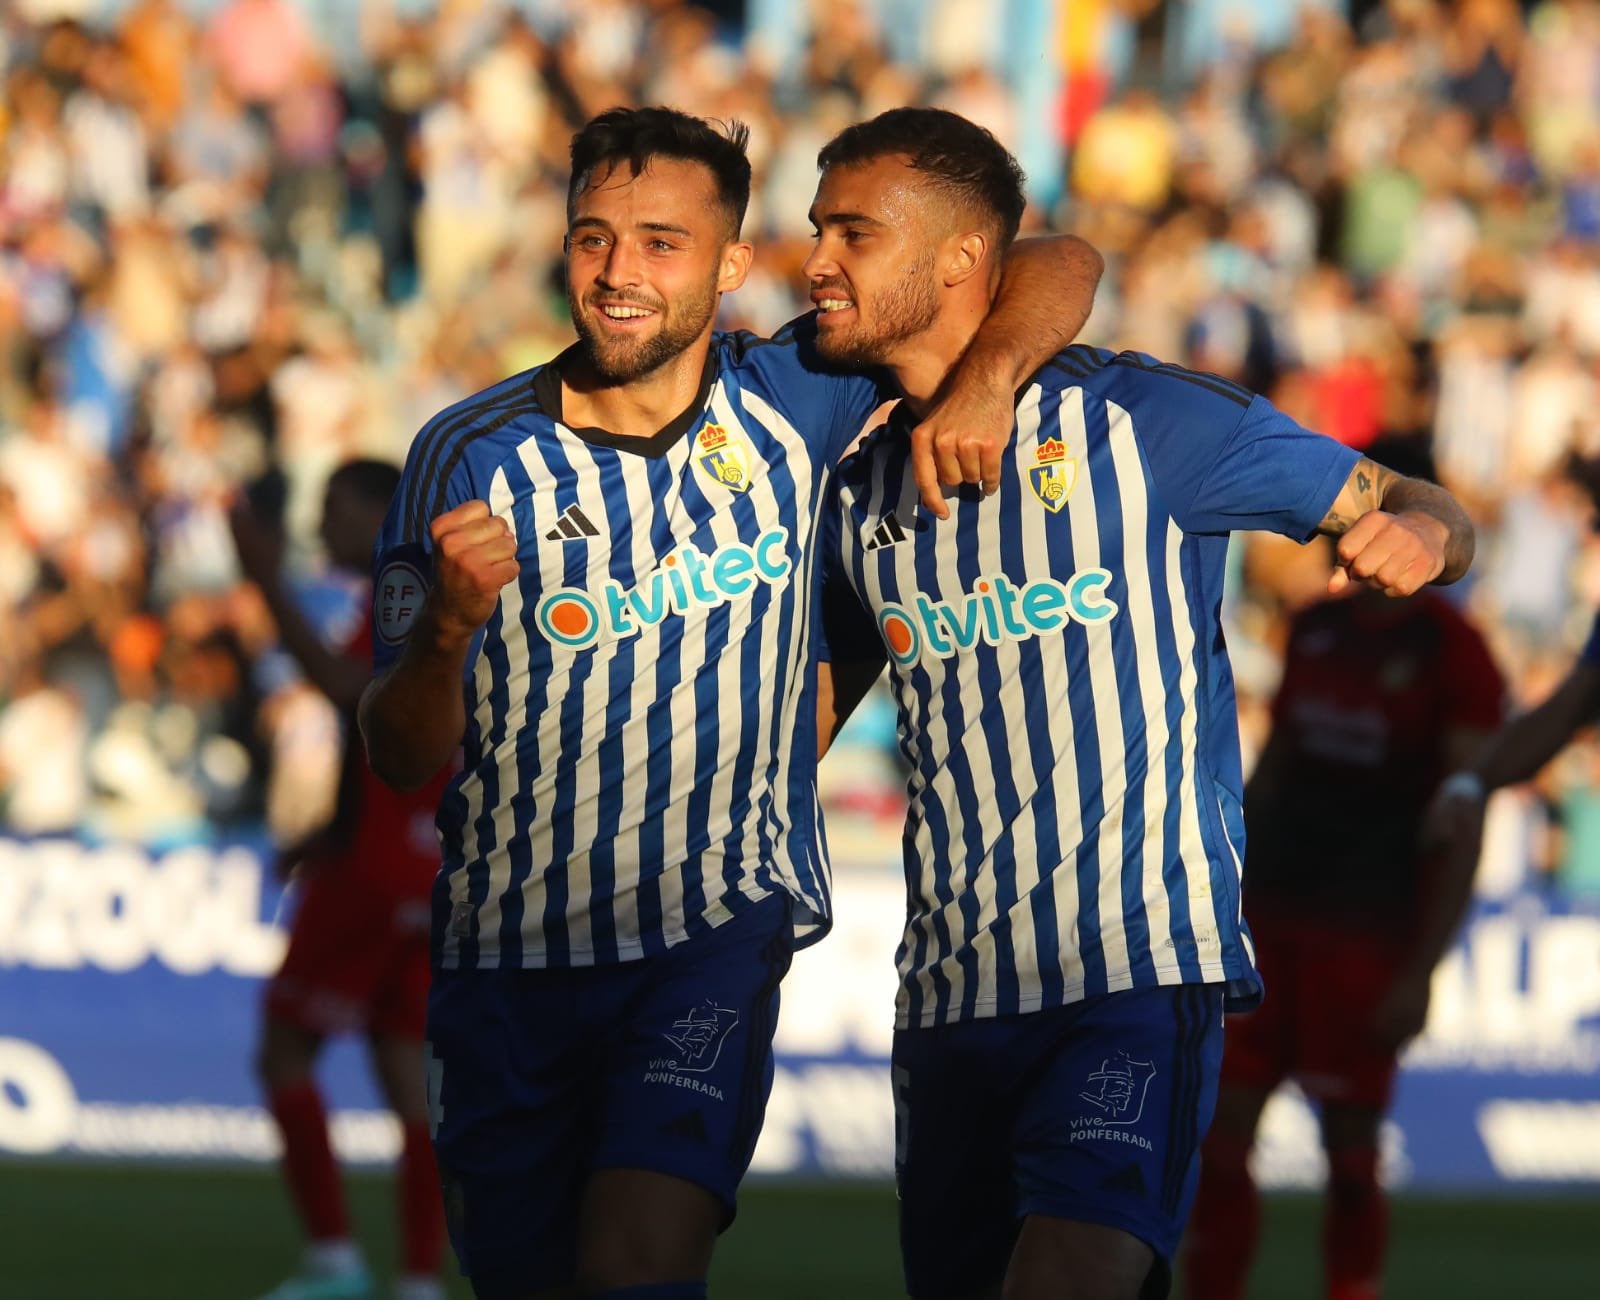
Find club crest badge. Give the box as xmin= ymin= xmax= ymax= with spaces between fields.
xmin=1029 ymin=436 xmax=1077 ymax=512
xmin=696 ymin=422 xmax=750 ymax=493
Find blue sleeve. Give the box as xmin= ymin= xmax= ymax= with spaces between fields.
xmin=1581 ymin=610 xmax=1600 ymax=667
xmin=1133 ymin=385 xmax=1358 ymax=540
xmin=368 ymin=411 xmax=480 ymax=674
xmin=812 ymin=482 xmax=881 ymax=665
xmin=728 ymin=317 xmax=887 ymax=464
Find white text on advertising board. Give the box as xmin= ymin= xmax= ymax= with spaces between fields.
xmin=0 ymin=839 xmax=284 ymax=976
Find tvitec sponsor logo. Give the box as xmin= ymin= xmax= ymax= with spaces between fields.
xmin=535 ymin=526 xmax=791 ymax=651
xmin=877 ymin=568 xmax=1118 ymax=666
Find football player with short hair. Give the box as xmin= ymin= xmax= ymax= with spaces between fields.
xmin=809 ymin=108 xmax=1476 ymax=1300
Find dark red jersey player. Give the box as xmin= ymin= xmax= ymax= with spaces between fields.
xmin=233 ymin=461 xmax=451 ymax=1300
xmin=264 ymin=614 xmax=451 ymax=1045
xmin=1185 ymin=567 xmax=1502 ymax=1300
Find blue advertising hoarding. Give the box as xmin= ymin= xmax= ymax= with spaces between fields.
xmin=2 ymin=834 xmax=1598 ymax=1187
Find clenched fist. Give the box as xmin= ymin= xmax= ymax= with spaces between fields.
xmin=428 ymin=500 xmax=520 ymax=642
xmin=1328 ymin=510 xmax=1449 ymax=598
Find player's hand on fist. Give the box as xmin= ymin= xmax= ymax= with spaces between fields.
xmin=910 ymin=376 xmax=1014 ymax=519
xmin=428 ymin=500 xmax=519 ymax=642
xmin=1327 ymin=510 xmax=1449 ymax=598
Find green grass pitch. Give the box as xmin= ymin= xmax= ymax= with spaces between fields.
xmin=2 ymin=1162 xmax=1595 ymax=1298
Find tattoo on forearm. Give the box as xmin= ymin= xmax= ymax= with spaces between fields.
xmin=1319 ymin=457 xmax=1389 ymax=535
xmin=1354 ymin=458 xmax=1389 ymax=510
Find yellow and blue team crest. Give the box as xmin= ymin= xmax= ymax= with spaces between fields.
xmin=696 ymin=422 xmax=751 ymax=493
xmin=1029 ymin=436 xmax=1077 ymax=512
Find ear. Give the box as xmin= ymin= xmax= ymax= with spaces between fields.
xmin=717 ymin=240 xmax=755 ymax=294
xmin=943 ymin=231 xmax=990 ymax=288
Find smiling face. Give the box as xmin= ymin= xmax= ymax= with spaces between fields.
xmin=802 ymin=154 xmax=943 ymax=368
xmin=565 ymin=156 xmax=751 ymax=384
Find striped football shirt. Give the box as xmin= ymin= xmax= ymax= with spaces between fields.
xmin=820 ymin=347 xmax=1360 ymax=1029
xmin=371 ymin=320 xmax=884 ymax=970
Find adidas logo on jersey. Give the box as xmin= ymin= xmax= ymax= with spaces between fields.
xmin=535 ymin=526 xmax=792 ymax=651
xmin=863 ymin=513 xmax=919 ymax=550
xmin=544 ymin=503 xmax=599 ymax=541
xmin=876 ymin=569 xmax=1119 ymax=665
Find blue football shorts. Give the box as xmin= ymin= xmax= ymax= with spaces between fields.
xmin=425 ymin=892 xmax=794 ymax=1299
xmin=893 ymin=984 xmax=1225 ymax=1300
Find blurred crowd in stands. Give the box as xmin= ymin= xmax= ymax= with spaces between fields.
xmin=3 ymin=0 xmax=1600 ymax=897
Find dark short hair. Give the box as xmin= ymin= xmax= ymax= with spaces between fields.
xmin=817 ymin=108 xmax=1026 ymax=248
xmin=568 ymin=106 xmax=752 ymax=237
xmin=328 ymin=458 xmax=402 ymax=508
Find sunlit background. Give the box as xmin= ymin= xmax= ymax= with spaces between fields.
xmin=2 ymin=1 xmax=1597 ymax=1297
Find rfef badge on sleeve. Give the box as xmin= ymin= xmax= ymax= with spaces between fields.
xmin=374 ymin=544 xmax=430 ymax=645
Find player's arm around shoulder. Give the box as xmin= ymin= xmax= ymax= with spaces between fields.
xmin=360 ymin=500 xmax=519 ymax=791
xmin=813 ymin=499 xmax=888 ymax=762
xmin=1316 ymin=456 xmax=1475 ymax=597
xmin=909 ymin=234 xmax=1104 ymax=517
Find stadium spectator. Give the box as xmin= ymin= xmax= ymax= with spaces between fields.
xmin=204 ymin=0 xmax=314 ymax=111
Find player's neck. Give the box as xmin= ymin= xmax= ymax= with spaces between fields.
xmin=885 ymin=291 xmax=992 ymax=417
xmin=560 ymin=337 xmax=714 ymax=440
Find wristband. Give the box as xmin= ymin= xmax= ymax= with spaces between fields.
xmin=1439 ymin=771 xmax=1486 ymax=802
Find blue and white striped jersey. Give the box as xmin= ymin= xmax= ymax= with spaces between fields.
xmin=371 ymin=320 xmax=884 ymax=971
xmin=820 ymin=348 xmax=1360 ymax=1030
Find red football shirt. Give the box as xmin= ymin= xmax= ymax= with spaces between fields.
xmin=1243 ymin=591 xmax=1504 ymax=928
xmin=306 ymin=615 xmax=453 ymax=900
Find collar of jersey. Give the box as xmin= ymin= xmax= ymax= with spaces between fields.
xmin=535 ymin=343 xmax=718 ymax=459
